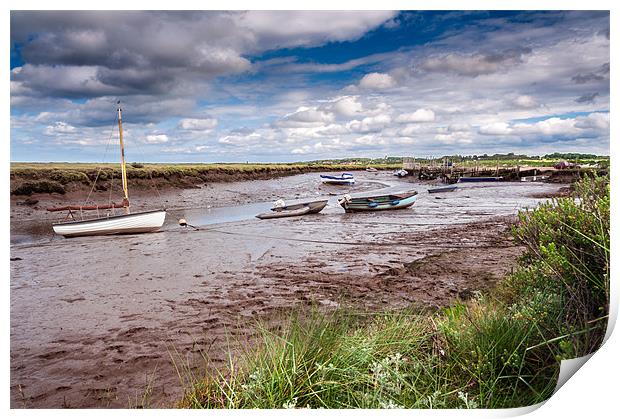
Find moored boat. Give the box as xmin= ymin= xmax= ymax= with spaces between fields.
xmin=457 ymin=176 xmax=503 ymax=183
xmin=320 ymin=173 xmax=355 ymax=185
xmin=393 ymin=169 xmax=408 ymax=177
xmin=52 ymin=209 xmax=166 ymax=237
xmin=47 ymin=102 xmax=166 ymax=237
xmin=520 ymin=175 xmax=549 ymax=182
xmin=256 ymin=199 xmax=328 ymax=219
xmin=338 ymin=190 xmax=418 ymax=213
xmin=428 ymin=185 xmax=458 ymax=193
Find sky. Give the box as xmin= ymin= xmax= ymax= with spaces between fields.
xmin=9 ymin=10 xmax=610 ymax=163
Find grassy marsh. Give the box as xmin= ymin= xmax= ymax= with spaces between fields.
xmin=177 ymin=176 xmax=609 ymax=409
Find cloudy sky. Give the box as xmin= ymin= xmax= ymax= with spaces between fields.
xmin=10 ymin=10 xmax=610 ymax=162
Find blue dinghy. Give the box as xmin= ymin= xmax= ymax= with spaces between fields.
xmin=338 ymin=190 xmax=418 ymax=213
xmin=320 ymin=173 xmax=355 ymax=185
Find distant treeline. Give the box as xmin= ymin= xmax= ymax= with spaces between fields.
xmin=305 ymin=153 xmax=608 ymax=165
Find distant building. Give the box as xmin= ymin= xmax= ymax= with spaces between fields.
xmin=554 ymin=161 xmax=578 ymax=169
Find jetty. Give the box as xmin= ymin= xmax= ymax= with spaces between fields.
xmin=401 ymin=157 xmax=606 ymax=183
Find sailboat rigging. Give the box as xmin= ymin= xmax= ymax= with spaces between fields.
xmin=47 ymin=102 xmax=166 ymax=237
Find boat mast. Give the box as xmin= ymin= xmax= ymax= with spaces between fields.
xmin=117 ymin=101 xmax=130 ymax=213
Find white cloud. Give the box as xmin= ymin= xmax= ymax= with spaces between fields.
xmin=354 ymin=134 xmax=385 ymax=146
xmin=479 ymin=122 xmax=513 ymax=136
xmin=178 ymin=118 xmax=218 ymax=131
xmin=574 ymin=112 xmax=609 ymax=130
xmin=239 ymin=11 xmax=395 ymax=49
xmin=347 ymin=114 xmax=392 ymax=133
xmin=291 ymin=139 xmax=344 ymax=155
xmin=418 ymin=48 xmax=531 ymax=77
xmin=316 ymin=124 xmax=350 ymax=136
xmin=434 ymin=132 xmax=473 ymax=144
xmin=513 ymin=118 xmax=580 ymax=136
xmin=512 ymin=95 xmax=539 ymax=109
xmin=395 ymin=109 xmax=435 ymax=123
xmin=329 ymin=96 xmax=363 ymax=117
xmin=276 ymin=107 xmax=335 ymax=128
xmin=448 ymin=124 xmax=471 ymax=132
xmin=479 ymin=113 xmax=609 ymax=139
xmin=44 ymin=121 xmax=76 ymax=135
xmin=397 ymin=124 xmax=424 ymax=137
xmin=144 ymin=134 xmax=169 ymax=143
xmin=358 ymin=72 xmax=396 ymax=90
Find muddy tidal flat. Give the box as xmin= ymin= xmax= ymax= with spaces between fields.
xmin=10 ymin=171 xmax=566 ymax=408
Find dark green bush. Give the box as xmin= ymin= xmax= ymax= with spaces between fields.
xmin=11 ymin=180 xmax=66 ymax=195
xmin=48 ymin=170 xmax=90 ymax=184
xmin=506 ymin=175 xmax=609 ymax=354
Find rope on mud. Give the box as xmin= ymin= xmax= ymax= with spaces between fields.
xmin=203 ymin=227 xmax=516 ymax=249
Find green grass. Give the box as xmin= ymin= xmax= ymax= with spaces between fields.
xmin=177 ymin=303 xmax=560 ymax=409
xmin=177 ymin=175 xmax=609 ymax=409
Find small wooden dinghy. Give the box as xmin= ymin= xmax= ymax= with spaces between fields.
xmin=338 ymin=190 xmax=418 ymax=213
xmin=320 ymin=173 xmax=355 ymax=185
xmin=428 ymin=185 xmax=458 ymax=193
xmin=256 ymin=199 xmax=328 ymax=219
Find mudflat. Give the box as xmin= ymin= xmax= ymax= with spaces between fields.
xmin=10 ymin=171 xmax=565 ymax=407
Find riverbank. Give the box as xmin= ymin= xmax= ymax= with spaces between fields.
xmin=10 ymin=162 xmax=402 ymax=197
xmin=10 ymin=172 xmax=567 ymax=407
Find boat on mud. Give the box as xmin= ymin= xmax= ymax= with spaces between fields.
xmin=320 ymin=173 xmax=355 ymax=185
xmin=428 ymin=185 xmax=458 ymax=193
xmin=338 ymin=190 xmax=418 ymax=213
xmin=47 ymin=103 xmax=166 ymax=237
xmin=457 ymin=176 xmax=503 ymax=183
xmin=256 ymin=199 xmax=328 ymax=220
xmin=521 ymin=175 xmax=549 ymax=182
xmin=393 ymin=169 xmax=408 ymax=177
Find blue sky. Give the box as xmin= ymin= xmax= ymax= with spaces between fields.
xmin=10 ymin=10 xmax=610 ymax=162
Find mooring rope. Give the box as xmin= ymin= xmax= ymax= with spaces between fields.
xmin=82 ymin=114 xmax=118 ymax=207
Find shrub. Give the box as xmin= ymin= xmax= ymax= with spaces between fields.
xmin=506 ymin=175 xmax=609 ymax=354
xmin=11 ymin=180 xmax=66 ymax=195
xmin=49 ymin=170 xmax=90 ymax=184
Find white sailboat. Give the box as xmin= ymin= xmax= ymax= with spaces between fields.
xmin=47 ymin=103 xmax=166 ymax=237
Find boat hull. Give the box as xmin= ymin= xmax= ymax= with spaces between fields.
xmin=428 ymin=185 xmax=458 ymax=193
xmin=52 ymin=210 xmax=166 ymax=237
xmin=321 ymin=179 xmax=355 ymax=185
xmin=320 ymin=173 xmax=355 ymax=185
xmin=339 ymin=192 xmax=418 ymax=213
xmin=256 ymin=200 xmax=328 ymax=219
